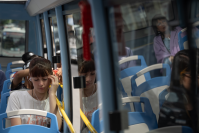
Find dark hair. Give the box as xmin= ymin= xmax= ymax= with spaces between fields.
xmin=22 ymin=52 xmax=37 ymax=62
xmin=29 ymin=58 xmax=52 ymax=77
xmin=169 ymin=49 xmax=199 ymax=92
xmin=152 ymin=14 xmax=171 ymax=39
xmin=78 ymin=60 xmax=95 ymax=74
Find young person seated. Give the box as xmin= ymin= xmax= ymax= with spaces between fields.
xmin=6 ymin=57 xmax=62 ymax=130
xmin=158 ymin=49 xmax=199 ymax=131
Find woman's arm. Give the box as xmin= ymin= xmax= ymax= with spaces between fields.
xmin=12 ymin=69 xmax=29 ymax=89
xmin=11 ymin=118 xmax=21 ymax=126
xmin=48 ymin=75 xmax=62 ymax=131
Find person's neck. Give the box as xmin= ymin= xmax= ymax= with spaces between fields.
xmin=33 ymin=89 xmax=47 ymax=101
xmin=84 ymin=84 xmax=96 ymax=97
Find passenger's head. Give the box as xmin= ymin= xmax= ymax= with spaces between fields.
xmin=22 ymin=52 xmax=39 ymax=69
xmin=152 ymin=14 xmax=169 ymax=36
xmin=170 ymin=49 xmax=199 ymax=92
xmin=28 ymin=58 xmax=52 ymax=91
xmin=78 ymin=59 xmax=96 ymax=89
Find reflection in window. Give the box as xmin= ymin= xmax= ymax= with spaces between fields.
xmin=65 ymin=13 xmax=82 ymax=64
xmin=0 ymin=19 xmax=26 ymax=57
xmin=118 ymin=0 xmax=174 ymax=32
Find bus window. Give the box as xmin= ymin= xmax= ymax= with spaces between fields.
xmin=50 ymin=16 xmax=60 ymax=57
xmin=65 ymin=11 xmax=99 ymax=132
xmin=65 ymin=13 xmax=82 ymax=64
xmin=40 ymin=19 xmax=47 ymax=59
xmin=105 ymin=0 xmax=198 ymax=132
xmin=0 ymin=19 xmax=26 ymax=57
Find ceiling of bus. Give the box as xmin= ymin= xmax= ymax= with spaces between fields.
xmin=26 ymin=0 xmax=74 ymax=16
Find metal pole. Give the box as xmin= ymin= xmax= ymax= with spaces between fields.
xmin=36 ymin=15 xmax=43 ymax=56
xmin=43 ymin=11 xmax=52 ymax=62
xmin=55 ymin=6 xmax=72 ymax=133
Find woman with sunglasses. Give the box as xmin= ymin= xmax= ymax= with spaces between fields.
xmin=158 ymin=49 xmax=199 ymax=130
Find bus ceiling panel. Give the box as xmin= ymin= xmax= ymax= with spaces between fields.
xmin=0 ymin=3 xmax=35 ymax=20
xmin=25 ymin=0 xmax=74 ymax=16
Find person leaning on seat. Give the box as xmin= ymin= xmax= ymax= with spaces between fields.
xmin=11 ymin=52 xmax=39 ymax=91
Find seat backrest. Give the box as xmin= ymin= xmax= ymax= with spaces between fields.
xmin=90 ymin=109 xmax=100 ymax=133
xmin=131 ymin=64 xmax=171 ymax=121
xmin=5 ymin=68 xmax=23 ymax=79
xmin=1 ymin=79 xmax=13 ymax=96
xmin=119 ymin=55 xmax=150 ymax=111
xmin=178 ymin=21 xmax=199 ymax=50
xmin=91 ymin=97 xmax=158 ymax=133
xmin=6 ymin=60 xmax=24 ymax=72
xmin=146 ymin=126 xmax=193 ymax=133
xmin=0 ymin=92 xmax=11 ymax=114
xmin=0 ymin=109 xmax=60 ymax=133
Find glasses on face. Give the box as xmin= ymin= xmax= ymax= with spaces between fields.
xmin=182 ymin=73 xmax=199 ymax=79
xmin=156 ymin=20 xmax=167 ymax=26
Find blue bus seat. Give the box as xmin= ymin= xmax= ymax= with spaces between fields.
xmin=178 ymin=22 xmax=199 ymax=50
xmin=0 ymin=92 xmax=11 ymax=114
xmin=91 ymin=97 xmax=158 ymax=133
xmin=1 ymin=79 xmax=13 ymax=96
xmin=6 ymin=60 xmax=24 ymax=72
xmin=90 ymin=109 xmax=100 ymax=133
xmin=119 ymin=55 xmax=151 ymax=111
xmin=0 ymin=64 xmax=1 ymax=70
xmin=0 ymin=109 xmax=60 ymax=133
xmin=146 ymin=126 xmax=193 ymax=133
xmin=5 ymin=68 xmax=23 ymax=79
xmin=131 ymin=64 xmax=171 ymax=121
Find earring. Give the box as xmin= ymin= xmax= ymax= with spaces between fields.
xmin=29 ymin=77 xmax=32 ymax=82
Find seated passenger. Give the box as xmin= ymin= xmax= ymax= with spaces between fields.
xmin=79 ymin=59 xmax=98 ymax=133
xmin=152 ymin=14 xmax=183 ymax=66
xmin=11 ymin=52 xmax=38 ymax=91
xmin=0 ymin=70 xmax=7 ymax=99
xmin=6 ymin=58 xmax=62 ymax=130
xmin=158 ymin=49 xmax=199 ymax=130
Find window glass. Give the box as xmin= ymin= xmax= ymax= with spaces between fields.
xmin=0 ymin=19 xmax=26 ymax=57
xmin=50 ymin=16 xmax=60 ymax=57
xmin=65 ymin=12 xmax=98 ymax=132
xmin=40 ymin=19 xmax=47 ymax=59
xmin=119 ymin=0 xmax=174 ymax=32
xmin=107 ymin=0 xmax=198 ymax=132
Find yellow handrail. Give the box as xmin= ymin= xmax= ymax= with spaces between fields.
xmin=80 ymin=109 xmax=97 ymax=133
xmin=56 ymin=97 xmax=76 ymax=133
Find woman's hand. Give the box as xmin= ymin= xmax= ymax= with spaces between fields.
xmin=56 ymin=67 xmax=62 ymax=83
xmin=48 ymin=75 xmax=59 ymax=94
xmin=169 ymin=56 xmax=174 ymax=63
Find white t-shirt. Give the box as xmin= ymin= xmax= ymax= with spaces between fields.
xmin=6 ymin=90 xmax=50 ymax=127
xmin=82 ymin=88 xmax=99 ymax=122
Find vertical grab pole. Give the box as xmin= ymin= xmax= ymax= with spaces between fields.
xmin=43 ymin=11 xmax=53 ymax=62
xmin=55 ymin=6 xmax=71 ymax=133
xmin=36 ymin=15 xmax=43 ymax=56
xmin=88 ymin=0 xmax=122 ymax=133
